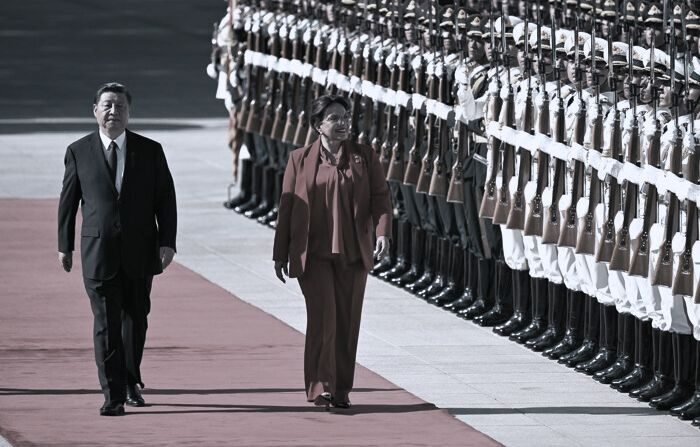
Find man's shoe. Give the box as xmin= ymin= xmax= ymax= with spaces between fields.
xmin=126 ymin=385 xmax=146 ymax=407
xmin=100 ymin=402 xmax=125 ymax=416
xmin=331 ymin=399 xmax=351 ymax=409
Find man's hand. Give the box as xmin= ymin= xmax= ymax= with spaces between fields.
xmin=160 ymin=247 xmax=175 ymax=270
xmin=59 ymin=251 xmax=73 ymax=272
xmin=374 ymin=236 xmax=390 ymax=260
xmin=274 ymin=260 xmax=288 ymax=283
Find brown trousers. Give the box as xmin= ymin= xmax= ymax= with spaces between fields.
xmin=298 ymin=256 xmax=369 ymax=403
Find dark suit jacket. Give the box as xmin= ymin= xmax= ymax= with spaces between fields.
xmin=58 ymin=129 xmax=177 ymax=280
xmin=273 ymin=138 xmax=392 ymax=278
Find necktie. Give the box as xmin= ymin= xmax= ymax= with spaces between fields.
xmin=107 ymin=141 xmax=117 ymax=183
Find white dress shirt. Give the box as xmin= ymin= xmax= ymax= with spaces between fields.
xmin=99 ymin=130 xmax=127 ymax=194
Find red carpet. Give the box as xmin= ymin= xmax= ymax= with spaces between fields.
xmin=0 ymin=198 xmax=501 ymax=446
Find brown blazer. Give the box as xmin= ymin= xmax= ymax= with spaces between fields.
xmin=273 ymin=138 xmax=393 ymax=277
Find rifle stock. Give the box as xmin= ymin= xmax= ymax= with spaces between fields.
xmin=387 ymin=54 xmax=409 ymax=182
xmin=446 ymin=121 xmax=466 ymax=203
xmin=575 ymin=103 xmax=603 ymax=254
xmin=506 ymin=87 xmax=533 ymax=230
xmin=672 ymin=132 xmax=695 ymax=294
xmin=478 ymin=89 xmax=504 ymax=218
xmin=541 ymin=96 xmax=566 ymax=244
xmin=595 ymin=105 xmax=623 ymax=262
xmin=609 ymin=118 xmax=640 ymax=272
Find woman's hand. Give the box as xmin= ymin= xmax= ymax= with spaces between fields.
xmin=374 ymin=236 xmax=390 ymax=260
xmin=274 ymin=260 xmax=289 ymax=283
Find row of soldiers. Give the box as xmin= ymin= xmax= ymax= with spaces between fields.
xmin=208 ymin=0 xmax=700 ymax=425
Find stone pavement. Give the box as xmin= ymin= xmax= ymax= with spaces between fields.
xmin=1 ymin=120 xmax=699 ymax=446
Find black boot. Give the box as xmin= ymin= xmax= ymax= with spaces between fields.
xmin=430 ymin=243 xmax=462 ymax=307
xmin=611 ymin=319 xmax=654 ymax=393
xmin=594 ymin=313 xmax=636 ymax=384
xmin=509 ymin=278 xmax=548 ymax=343
xmin=224 ymin=158 xmax=253 ymax=209
xmin=575 ymin=304 xmax=618 ymax=375
xmin=671 ymin=340 xmax=700 ymax=420
xmin=459 ymin=258 xmax=495 ymax=320
xmin=494 ymin=269 xmax=532 ymax=336
xmin=631 ymin=330 xmax=674 ymax=402
xmin=380 ymin=220 xmax=412 ymax=281
xmin=526 ymin=282 xmax=567 ymax=352
xmin=544 ymin=291 xmax=585 ymax=360
xmin=419 ymin=238 xmax=448 ymax=299
xmin=650 ymin=333 xmax=695 ymax=410
xmin=560 ymin=297 xmax=601 ymax=366
xmin=474 ymin=262 xmax=513 ymax=326
xmin=259 ymin=170 xmax=282 ymax=226
xmin=392 ymin=226 xmax=424 ymax=286
xmin=246 ymin=165 xmax=275 ymax=219
xmin=235 ymin=163 xmax=263 ymax=213
xmin=405 ymin=232 xmax=436 ymax=292
xmin=444 ymin=251 xmax=476 ymax=313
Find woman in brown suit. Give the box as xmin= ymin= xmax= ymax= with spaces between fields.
xmin=273 ymin=95 xmax=392 ymax=408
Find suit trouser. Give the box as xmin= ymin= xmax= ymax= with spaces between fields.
xmin=83 ymin=268 xmax=152 ymax=404
xmin=298 ymin=256 xmax=369 ymax=403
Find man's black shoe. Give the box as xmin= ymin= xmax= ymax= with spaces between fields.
xmin=126 ymin=385 xmax=146 ymax=407
xmin=100 ymin=402 xmax=125 ymax=416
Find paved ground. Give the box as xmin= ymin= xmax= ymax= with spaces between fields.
xmin=2 ymin=0 xmax=700 ymax=445
xmin=2 ymin=127 xmax=700 ymax=446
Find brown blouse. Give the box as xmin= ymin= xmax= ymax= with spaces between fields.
xmin=307 ymin=142 xmax=361 ymax=264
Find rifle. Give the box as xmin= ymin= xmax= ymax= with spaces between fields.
xmin=244 ymin=12 xmax=268 ymax=134
xmin=630 ymin=28 xmax=661 ymax=278
xmin=415 ymin=1 xmax=440 ymax=194
xmin=492 ymin=5 xmax=516 ymax=225
xmin=293 ymin=20 xmax=316 ymax=145
xmin=371 ymin=4 xmax=391 ymax=158
xmin=346 ymin=10 xmax=366 ymax=144
xmin=260 ymin=13 xmax=282 ymax=139
xmin=403 ymin=0 xmax=428 ymax=186
xmin=506 ymin=0 xmax=534 ymax=230
xmin=524 ymin=9 xmax=552 ymax=236
xmin=387 ymin=0 xmax=409 ymax=183
xmin=380 ymin=3 xmax=402 ymax=176
xmin=478 ymin=2 xmax=504 ymax=218
xmin=311 ymin=16 xmax=328 ymax=100
xmin=428 ymin=21 xmax=453 ymax=197
xmin=673 ymin=6 xmax=697 ymax=293
xmin=237 ymin=11 xmax=258 ymax=130
xmin=595 ymin=48 xmax=623 ymax=262
xmin=281 ymin=22 xmax=304 ymax=143
xmin=577 ymin=30 xmax=606 ymax=255
xmin=541 ymin=18 xmax=568 ymax=244
xmin=609 ymin=17 xmax=641 ymax=272
xmin=357 ymin=2 xmax=375 ymax=146
xmin=559 ymin=0 xmax=587 ymax=248
xmin=446 ymin=5 xmax=467 ymax=204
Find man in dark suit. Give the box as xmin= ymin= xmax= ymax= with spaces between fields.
xmin=57 ymin=82 xmax=177 ymax=416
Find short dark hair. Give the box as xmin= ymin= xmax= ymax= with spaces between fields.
xmin=309 ymin=94 xmax=351 ymax=130
xmin=93 ymin=82 xmax=132 ymax=106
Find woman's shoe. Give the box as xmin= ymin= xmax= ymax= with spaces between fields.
xmin=313 ymin=392 xmax=332 ymax=408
